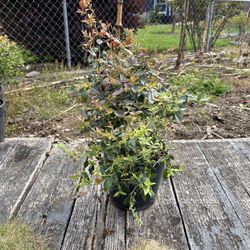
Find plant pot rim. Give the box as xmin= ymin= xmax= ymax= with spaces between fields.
xmin=110 ymin=162 xmax=165 ymax=211
xmin=0 ymin=98 xmax=5 ymax=108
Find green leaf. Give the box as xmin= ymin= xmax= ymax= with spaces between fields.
xmin=81 ymin=91 xmax=88 ymax=103
xmin=103 ymin=174 xmax=118 ymax=191
xmin=112 ymin=88 xmax=124 ymax=97
xmin=147 ymin=91 xmax=154 ymax=104
xmin=163 ymin=165 xmax=183 ymax=180
xmin=175 ymin=112 xmax=182 ymax=123
xmin=114 ymin=110 xmax=124 ymax=117
xmin=113 ymin=190 xmax=127 ymax=197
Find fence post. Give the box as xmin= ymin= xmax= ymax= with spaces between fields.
xmin=116 ymin=0 xmax=124 ymax=38
xmin=205 ymin=0 xmax=215 ymax=52
xmin=63 ymin=0 xmax=72 ymax=70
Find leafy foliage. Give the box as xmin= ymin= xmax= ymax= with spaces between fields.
xmin=210 ymin=1 xmax=243 ymax=48
xmin=170 ymin=72 xmax=231 ymax=102
xmin=229 ymin=11 xmax=249 ymax=36
xmin=80 ymin=51 xmax=186 ymax=132
xmin=72 ymin=1 xmax=183 ymax=223
xmin=0 ymin=36 xmax=24 ymax=80
xmin=148 ymin=6 xmax=163 ymax=24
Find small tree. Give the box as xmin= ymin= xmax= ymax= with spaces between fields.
xmin=172 ymin=0 xmax=243 ymax=52
xmin=175 ymin=0 xmax=189 ymax=69
xmin=209 ymin=1 xmax=243 ymax=49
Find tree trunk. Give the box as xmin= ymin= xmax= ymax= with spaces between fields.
xmin=210 ymin=18 xmax=228 ymax=49
xmin=186 ymin=23 xmax=196 ymax=52
xmin=175 ymin=0 xmax=189 ymax=70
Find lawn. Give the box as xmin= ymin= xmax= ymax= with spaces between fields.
xmin=135 ymin=24 xmax=233 ymax=52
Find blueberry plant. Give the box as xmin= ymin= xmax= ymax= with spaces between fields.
xmin=73 ymin=0 xmax=184 ymax=223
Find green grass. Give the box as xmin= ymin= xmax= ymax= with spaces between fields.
xmin=170 ymin=71 xmax=231 ymax=103
xmin=0 ymin=220 xmax=48 ymax=250
xmin=6 ymin=86 xmax=73 ymax=136
xmin=7 ymin=88 xmax=70 ymax=120
xmin=135 ymin=24 xmax=181 ymax=52
xmin=135 ymin=24 xmax=233 ymax=52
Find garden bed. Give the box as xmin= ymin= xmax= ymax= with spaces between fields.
xmin=5 ymin=48 xmax=250 ymax=141
xmin=166 ymin=77 xmax=250 ymax=140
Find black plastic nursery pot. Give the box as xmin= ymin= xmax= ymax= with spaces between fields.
xmin=0 ymin=89 xmax=5 ymax=142
xmin=0 ymin=85 xmax=3 ymax=99
xmin=110 ymin=162 xmax=165 ymax=211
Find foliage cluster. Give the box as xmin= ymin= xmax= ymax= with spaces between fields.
xmin=0 ymin=36 xmax=25 ymax=80
xmin=77 ymin=49 xmax=185 ymax=218
xmin=170 ymin=72 xmax=231 ymax=103
xmin=73 ymin=1 xmax=183 ymax=222
xmin=148 ymin=6 xmax=163 ymax=24
xmin=229 ymin=11 xmax=249 ymax=36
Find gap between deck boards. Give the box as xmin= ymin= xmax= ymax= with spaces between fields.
xmin=2 ymin=138 xmax=250 ymax=250
xmin=9 ymin=138 xmax=54 ymax=220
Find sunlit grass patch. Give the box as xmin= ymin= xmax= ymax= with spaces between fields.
xmin=0 ymin=220 xmax=48 ymax=250
xmin=135 ymin=24 xmax=233 ymax=52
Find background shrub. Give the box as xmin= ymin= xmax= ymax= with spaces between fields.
xmin=0 ymin=36 xmax=25 ymax=79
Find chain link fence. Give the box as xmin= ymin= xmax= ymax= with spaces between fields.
xmin=0 ymin=0 xmax=249 ymax=68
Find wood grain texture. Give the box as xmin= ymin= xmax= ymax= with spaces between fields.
xmin=18 ymin=146 xmax=81 ymax=250
xmin=172 ymin=138 xmax=250 ymax=144
xmin=1 ymin=138 xmax=250 ymax=250
xmin=172 ymin=142 xmax=250 ymax=250
xmin=199 ymin=141 xmax=250 ymax=230
xmin=231 ymin=141 xmax=250 ymax=161
xmin=0 ymin=138 xmax=20 ymax=164
xmin=126 ymin=179 xmax=189 ymax=250
xmin=61 ymin=185 xmax=106 ymax=250
xmin=103 ymin=197 xmax=126 ymax=250
xmin=0 ymin=138 xmax=52 ymax=223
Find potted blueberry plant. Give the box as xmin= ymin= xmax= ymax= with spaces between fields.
xmin=74 ymin=0 xmax=183 ymax=223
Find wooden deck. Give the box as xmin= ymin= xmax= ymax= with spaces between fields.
xmin=0 ymin=138 xmax=250 ymax=250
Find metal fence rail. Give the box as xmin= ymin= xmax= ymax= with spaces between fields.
xmin=0 ymin=0 xmax=249 ymax=68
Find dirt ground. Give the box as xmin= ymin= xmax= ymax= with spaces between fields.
xmin=166 ymin=77 xmax=250 ymax=140
xmin=5 ymin=48 xmax=250 ymax=141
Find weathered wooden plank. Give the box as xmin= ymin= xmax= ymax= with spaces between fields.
xmin=0 ymin=138 xmax=52 ymax=223
xmin=199 ymin=141 xmax=250 ymax=231
xmin=126 ymin=179 xmax=189 ymax=250
xmin=61 ymin=185 xmax=106 ymax=250
xmin=173 ymin=138 xmax=250 ymax=144
xmin=0 ymin=138 xmax=20 ymax=164
xmin=231 ymin=141 xmax=250 ymax=161
xmin=172 ymin=142 xmax=250 ymax=250
xmin=17 ymin=146 xmax=82 ymax=250
xmin=103 ymin=197 xmax=126 ymax=250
